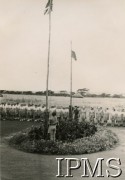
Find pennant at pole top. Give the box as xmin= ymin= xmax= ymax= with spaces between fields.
xmin=71 ymin=50 xmax=77 ymax=61
xmin=44 ymin=0 xmax=53 ymax=15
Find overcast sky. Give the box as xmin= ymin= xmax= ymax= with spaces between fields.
xmin=0 ymin=0 xmax=125 ymax=94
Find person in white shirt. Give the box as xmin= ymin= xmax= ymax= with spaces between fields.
xmin=79 ymin=107 xmax=86 ymax=123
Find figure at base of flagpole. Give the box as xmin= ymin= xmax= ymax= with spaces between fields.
xmin=48 ymin=111 xmax=58 ymax=141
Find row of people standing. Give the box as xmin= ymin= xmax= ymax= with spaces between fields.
xmin=0 ymin=103 xmax=69 ymax=121
xmin=0 ymin=103 xmax=125 ymax=126
xmin=78 ymin=106 xmax=125 ymax=126
xmin=0 ymin=103 xmax=46 ymax=121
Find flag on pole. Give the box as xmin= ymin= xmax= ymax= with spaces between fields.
xmin=44 ymin=0 xmax=53 ymax=15
xmin=71 ymin=50 xmax=77 ymax=60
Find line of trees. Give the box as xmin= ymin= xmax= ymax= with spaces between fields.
xmin=86 ymin=93 xmax=124 ymax=98
xmin=0 ymin=90 xmax=124 ymax=98
xmin=0 ymin=90 xmax=54 ymax=96
xmin=0 ymin=90 xmax=70 ymax=97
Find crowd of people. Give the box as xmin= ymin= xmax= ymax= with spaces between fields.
xmin=78 ymin=106 xmax=125 ymax=126
xmin=0 ymin=103 xmax=125 ymax=126
xmin=0 ymin=103 xmax=69 ymax=122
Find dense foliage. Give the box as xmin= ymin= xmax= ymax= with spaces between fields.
xmin=56 ymin=121 xmax=97 ymax=142
xmin=8 ymin=121 xmax=97 ymax=142
xmin=7 ymin=121 xmax=118 ymax=155
xmin=8 ymin=127 xmax=118 ymax=155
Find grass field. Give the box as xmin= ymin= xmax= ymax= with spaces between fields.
xmin=1 ymin=94 xmax=125 ymax=108
xmin=0 ymin=120 xmax=125 ymax=180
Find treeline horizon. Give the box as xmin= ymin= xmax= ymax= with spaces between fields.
xmin=0 ymin=90 xmax=125 ymax=98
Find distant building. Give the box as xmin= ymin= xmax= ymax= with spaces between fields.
xmin=59 ymin=90 xmax=69 ymax=95
xmin=73 ymin=93 xmax=83 ymax=98
xmin=54 ymin=90 xmax=70 ymax=96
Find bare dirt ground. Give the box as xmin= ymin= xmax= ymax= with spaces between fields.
xmin=0 ymin=127 xmax=125 ymax=180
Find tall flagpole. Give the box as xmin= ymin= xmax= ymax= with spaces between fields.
xmin=70 ymin=41 xmax=73 ymax=119
xmin=46 ymin=2 xmax=52 ymax=111
xmin=44 ymin=0 xmax=52 ymax=139
xmin=70 ymin=41 xmax=72 ymax=107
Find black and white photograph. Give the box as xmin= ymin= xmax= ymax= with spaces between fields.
xmin=0 ymin=0 xmax=125 ymax=179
